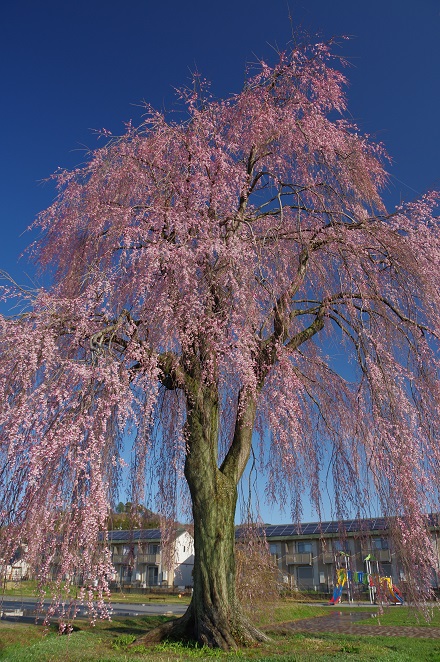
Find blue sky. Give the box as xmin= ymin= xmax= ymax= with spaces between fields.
xmin=1 ymin=0 xmax=439 ymax=523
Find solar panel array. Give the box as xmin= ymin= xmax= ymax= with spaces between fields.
xmin=108 ymin=529 xmax=161 ymax=541
xmin=106 ymin=514 xmax=439 ymax=542
xmin=236 ymin=517 xmax=389 ymax=539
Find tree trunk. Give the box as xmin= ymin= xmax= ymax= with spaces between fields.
xmin=136 ymin=382 xmax=268 ymax=649
xmin=184 ymin=450 xmax=264 ymax=648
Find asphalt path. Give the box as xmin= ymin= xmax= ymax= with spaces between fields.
xmin=0 ymin=595 xmax=187 ymax=622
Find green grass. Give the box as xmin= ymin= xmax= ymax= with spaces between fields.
xmin=254 ymin=632 xmax=440 ymax=661
xmin=2 ymin=603 xmax=440 ymax=661
xmin=356 ymin=605 xmax=440 ymax=628
xmin=106 ymin=591 xmax=191 ymax=605
xmin=1 ymin=580 xmax=39 ymax=597
xmin=1 ymin=580 xmax=191 ymax=604
xmin=253 ymin=602 xmax=329 ymax=626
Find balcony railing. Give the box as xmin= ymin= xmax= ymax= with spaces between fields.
xmin=285 ymin=553 xmax=313 ymax=565
xmin=322 ymin=552 xmax=335 ymax=564
xmin=362 ymin=549 xmax=391 ymax=563
xmin=136 ymin=554 xmax=161 ymax=564
xmin=111 ymin=553 xmax=160 ymax=565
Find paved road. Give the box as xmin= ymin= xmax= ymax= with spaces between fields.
xmin=0 ymin=596 xmax=187 ymax=621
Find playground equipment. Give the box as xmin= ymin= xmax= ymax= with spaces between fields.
xmin=364 ymin=554 xmax=403 ymax=605
xmin=329 ymin=552 xmax=353 ymax=604
xmin=381 ymin=576 xmax=404 ymax=604
xmin=328 ymin=550 xmax=404 ymax=605
xmin=329 ymin=567 xmax=347 ymax=604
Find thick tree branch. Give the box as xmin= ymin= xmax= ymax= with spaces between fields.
xmin=285 ymin=306 xmax=326 ymax=351
xmin=220 ymin=389 xmax=257 ymax=483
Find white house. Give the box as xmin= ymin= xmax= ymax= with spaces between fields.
xmin=0 ymin=545 xmax=30 ymax=582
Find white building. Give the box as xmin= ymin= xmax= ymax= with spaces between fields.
xmin=0 ymin=545 xmax=30 ymax=582
xmin=108 ymin=527 xmax=194 ymax=588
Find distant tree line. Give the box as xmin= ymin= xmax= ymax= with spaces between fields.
xmin=107 ymin=503 xmax=160 ymax=530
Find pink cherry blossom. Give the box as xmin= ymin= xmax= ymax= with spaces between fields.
xmin=0 ymin=40 xmax=439 ymax=646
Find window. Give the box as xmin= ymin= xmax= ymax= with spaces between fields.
xmin=372 ymin=538 xmax=389 ymax=551
xmin=11 ymin=567 xmax=22 ymax=580
xmin=149 ymin=543 xmax=160 ymax=555
xmin=120 ymin=565 xmax=132 ymax=582
xmin=381 ymin=563 xmax=392 ymax=578
xmin=297 ymin=541 xmax=312 ymax=554
xmin=297 ymin=565 xmax=314 ymax=589
xmin=148 ymin=566 xmax=159 ymax=585
xmin=333 ymin=540 xmax=348 ymax=552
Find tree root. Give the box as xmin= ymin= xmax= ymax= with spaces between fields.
xmin=133 ymin=604 xmax=270 ymax=651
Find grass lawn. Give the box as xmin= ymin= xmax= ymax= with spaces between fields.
xmin=107 ymin=592 xmax=191 ymax=605
xmin=356 ymin=605 xmax=440 ymax=628
xmin=1 ymin=603 xmax=440 ymax=660
xmin=1 ymin=581 xmax=40 ymax=597
xmin=1 ymin=581 xmax=191 ymax=605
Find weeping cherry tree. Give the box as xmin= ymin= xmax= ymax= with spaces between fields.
xmin=1 ymin=41 xmax=440 ymax=648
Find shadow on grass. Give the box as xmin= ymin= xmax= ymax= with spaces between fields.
xmin=76 ymin=613 xmax=176 ymax=637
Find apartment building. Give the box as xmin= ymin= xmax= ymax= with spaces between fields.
xmin=108 ymin=527 xmax=194 ymax=588
xmin=5 ymin=517 xmax=439 ymax=596
xmin=239 ymin=516 xmax=440 ymax=595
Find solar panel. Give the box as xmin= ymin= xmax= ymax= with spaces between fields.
xmin=108 ymin=529 xmax=161 ymax=542
xmin=80 ymin=514 xmax=440 ymax=549
xmin=268 ymin=525 xmax=285 ymax=536
xmin=237 ymin=514 xmax=418 ymax=540
xmin=108 ymin=530 xmax=124 ymax=541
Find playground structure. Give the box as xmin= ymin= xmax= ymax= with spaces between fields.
xmin=374 ymin=575 xmax=404 ymax=604
xmin=329 ymin=567 xmax=348 ymax=604
xmin=364 ymin=554 xmax=403 ymax=605
xmin=329 ymin=552 xmax=404 ymax=605
xmin=329 ymin=552 xmax=353 ymax=604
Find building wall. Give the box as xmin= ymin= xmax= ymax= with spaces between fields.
xmin=108 ymin=529 xmax=195 ymax=588
xmin=173 ymin=531 xmax=194 ymax=588
xmin=266 ymin=527 xmax=440 ymax=595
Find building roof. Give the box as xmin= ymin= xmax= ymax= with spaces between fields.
xmin=106 ymin=515 xmax=440 ymax=543
xmin=107 ymin=527 xmax=192 ymax=542
xmin=236 ymin=514 xmax=440 ymax=540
